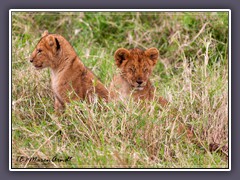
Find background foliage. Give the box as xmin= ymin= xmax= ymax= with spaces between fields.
xmin=12 ymin=11 xmax=229 ymax=168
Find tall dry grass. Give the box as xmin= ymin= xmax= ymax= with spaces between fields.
xmin=11 ymin=11 xmax=229 ymax=168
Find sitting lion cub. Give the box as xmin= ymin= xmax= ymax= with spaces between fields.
xmin=109 ymin=47 xmax=168 ymax=106
xmin=30 ymin=31 xmax=109 ymax=111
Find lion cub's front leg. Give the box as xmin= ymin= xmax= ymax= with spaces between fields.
xmin=158 ymin=96 xmax=169 ymax=107
xmin=54 ymin=95 xmax=65 ymax=114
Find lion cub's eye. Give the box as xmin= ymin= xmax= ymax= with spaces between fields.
xmin=129 ymin=67 xmax=136 ymax=73
xmin=143 ymin=68 xmax=148 ymax=72
xmin=37 ymin=49 xmax=42 ymax=54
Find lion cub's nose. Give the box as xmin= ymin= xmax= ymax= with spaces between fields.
xmin=136 ymin=79 xmax=143 ymax=85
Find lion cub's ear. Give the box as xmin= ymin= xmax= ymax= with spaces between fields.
xmin=47 ymin=35 xmax=55 ymax=47
xmin=46 ymin=35 xmax=60 ymax=51
xmin=42 ymin=30 xmax=49 ymax=37
xmin=114 ymin=48 xmax=130 ymax=67
xmin=145 ymin=47 xmax=159 ymax=66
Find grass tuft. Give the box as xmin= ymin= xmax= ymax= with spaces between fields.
xmin=11 ymin=11 xmax=228 ymax=168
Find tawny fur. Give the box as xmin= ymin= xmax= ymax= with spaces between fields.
xmin=30 ymin=31 xmax=109 ymax=112
xmin=109 ymin=47 xmax=168 ymax=106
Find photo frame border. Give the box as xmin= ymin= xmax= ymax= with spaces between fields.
xmin=9 ymin=9 xmax=231 ymax=172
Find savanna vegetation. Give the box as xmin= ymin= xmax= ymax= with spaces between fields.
xmin=11 ymin=11 xmax=229 ymax=168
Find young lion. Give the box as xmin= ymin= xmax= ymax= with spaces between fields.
xmin=109 ymin=47 xmax=168 ymax=106
xmin=30 ymin=31 xmax=109 ymax=112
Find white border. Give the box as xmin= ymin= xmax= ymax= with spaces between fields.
xmin=228 ymin=9 xmax=231 ymax=172
xmin=9 ymin=9 xmax=231 ymax=171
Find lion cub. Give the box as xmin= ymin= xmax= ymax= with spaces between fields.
xmin=30 ymin=31 xmax=109 ymax=112
xmin=109 ymin=47 xmax=168 ymax=106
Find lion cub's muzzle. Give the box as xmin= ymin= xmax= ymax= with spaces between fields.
xmin=29 ymin=58 xmax=44 ymax=69
xmin=133 ymin=78 xmax=146 ymax=91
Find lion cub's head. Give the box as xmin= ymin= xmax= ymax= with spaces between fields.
xmin=114 ymin=47 xmax=159 ymax=91
xmin=30 ymin=30 xmax=61 ymax=69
